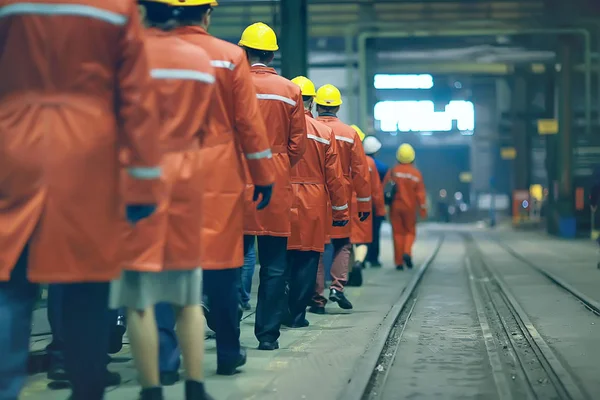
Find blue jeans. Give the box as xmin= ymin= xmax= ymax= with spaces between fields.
xmin=155 ymin=302 xmax=181 ymax=373
xmin=240 ymin=236 xmax=256 ymax=307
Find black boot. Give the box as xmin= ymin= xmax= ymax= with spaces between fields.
xmin=185 ymin=380 xmax=214 ymax=400
xmin=347 ymin=262 xmax=363 ymax=287
xmin=329 ymin=289 xmax=353 ymax=310
xmin=139 ymin=387 xmax=163 ymax=400
xmin=403 ymin=254 xmax=413 ymax=269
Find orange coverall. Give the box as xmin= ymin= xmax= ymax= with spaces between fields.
xmin=383 ymin=163 xmax=427 ymax=266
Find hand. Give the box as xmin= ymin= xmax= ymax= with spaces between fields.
xmin=253 ymin=184 xmax=273 ymax=210
xmin=126 ymin=204 xmax=157 ymax=225
xmin=332 ymin=220 xmax=349 ymax=227
xmin=359 ymin=212 xmax=371 ymax=222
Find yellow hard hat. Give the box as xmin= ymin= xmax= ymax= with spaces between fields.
xmin=351 ymin=125 xmax=366 ymax=142
xmin=238 ymin=22 xmax=278 ymax=52
xmin=397 ymin=143 xmax=415 ymax=164
xmin=169 ymin=0 xmax=218 ymax=6
xmin=291 ymin=76 xmax=316 ymax=97
xmin=144 ymin=0 xmax=171 ymax=3
xmin=315 ymin=84 xmax=343 ymax=107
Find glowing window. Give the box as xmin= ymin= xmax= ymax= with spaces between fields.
xmin=374 ymin=74 xmax=434 ymax=89
xmin=374 ymin=100 xmax=475 ymax=132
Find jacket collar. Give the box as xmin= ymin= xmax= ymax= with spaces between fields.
xmin=250 ymin=64 xmax=277 ymax=75
xmin=172 ymin=25 xmax=209 ymax=36
xmin=317 ymin=112 xmax=337 ymax=119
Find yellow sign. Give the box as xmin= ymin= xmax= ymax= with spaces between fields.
xmin=537 ymin=119 xmax=558 ymax=135
xmin=500 ymin=147 xmax=516 ymax=160
xmin=459 ymin=172 xmax=472 ymax=183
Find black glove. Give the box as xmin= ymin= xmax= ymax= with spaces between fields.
xmin=253 ymin=184 xmax=273 ymax=210
xmin=125 ymin=204 xmax=157 ymax=225
xmin=332 ymin=220 xmax=349 ymax=227
xmin=358 ymin=212 xmax=371 ymax=222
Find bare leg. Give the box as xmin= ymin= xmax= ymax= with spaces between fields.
xmin=126 ymin=307 xmax=160 ymax=387
xmin=354 ymin=244 xmax=368 ymax=263
xmin=173 ymin=305 xmax=204 ymax=382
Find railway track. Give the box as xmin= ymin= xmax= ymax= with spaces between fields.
xmin=339 ymin=232 xmax=590 ymax=400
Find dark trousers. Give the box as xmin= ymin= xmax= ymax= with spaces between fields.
xmin=203 ymin=268 xmax=242 ymax=366
xmin=286 ymin=250 xmax=320 ymax=325
xmin=47 ymin=285 xmax=122 ymax=369
xmin=245 ymin=235 xmax=288 ymax=343
xmin=366 ymin=215 xmax=384 ymax=263
xmin=0 ymin=248 xmax=112 ymax=400
xmin=155 ymin=302 xmax=181 ymax=373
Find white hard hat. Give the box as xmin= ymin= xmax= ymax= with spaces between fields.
xmin=363 ymin=136 xmax=382 ymax=155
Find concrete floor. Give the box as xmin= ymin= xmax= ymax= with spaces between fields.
xmin=21 ymin=224 xmax=600 ymax=399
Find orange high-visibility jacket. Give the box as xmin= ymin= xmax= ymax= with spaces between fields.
xmin=244 ymin=65 xmax=306 ymax=237
xmin=317 ymin=116 xmax=371 ymax=239
xmin=173 ymin=26 xmax=275 ymax=270
xmin=383 ymin=163 xmax=426 ymax=213
xmin=122 ymin=28 xmax=215 ymax=272
xmin=351 ymin=156 xmax=386 ymax=244
xmin=0 ymin=0 xmax=160 ymax=283
xmin=288 ymin=111 xmax=349 ymax=252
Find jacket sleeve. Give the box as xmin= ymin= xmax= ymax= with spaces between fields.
xmin=325 ymin=133 xmax=350 ymax=221
xmin=232 ymin=53 xmax=275 ymax=187
xmin=370 ymin=159 xmax=386 ymax=216
xmin=116 ymin=2 xmax=161 ymax=205
xmin=350 ymin=131 xmax=372 ymax=213
xmin=287 ymin=88 xmax=307 ymax=167
xmin=415 ymin=170 xmax=427 ymax=209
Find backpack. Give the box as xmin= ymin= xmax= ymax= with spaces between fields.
xmin=384 ymin=180 xmax=397 ymax=206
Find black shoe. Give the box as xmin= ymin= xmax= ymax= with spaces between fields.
xmin=369 ymin=261 xmax=382 ymax=268
xmin=396 ymin=265 xmax=404 ymax=271
xmin=347 ymin=263 xmax=363 ymax=287
xmin=160 ymin=370 xmax=180 ymax=386
xmin=329 ymin=289 xmax=353 ymax=310
xmin=47 ymin=365 xmax=68 ymax=381
xmin=185 ymin=380 xmax=214 ymax=400
xmin=241 ymin=303 xmax=251 ymax=311
xmin=108 ymin=323 xmax=126 ymax=354
xmin=139 ymin=387 xmax=163 ymax=400
xmin=258 ymin=341 xmax=279 ymax=351
xmin=308 ymin=305 xmax=325 ymax=314
xmin=403 ymin=254 xmax=413 ymax=269
xmin=106 ymin=370 xmax=122 ymax=387
xmin=216 ymin=348 xmax=247 ymax=375
xmin=283 ymin=319 xmax=309 ymax=328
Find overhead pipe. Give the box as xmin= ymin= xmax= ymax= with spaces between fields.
xmin=357 ymin=28 xmax=593 ymax=136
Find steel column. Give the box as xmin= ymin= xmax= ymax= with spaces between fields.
xmin=510 ymin=69 xmax=532 ymax=192
xmin=280 ymin=0 xmax=308 ymax=79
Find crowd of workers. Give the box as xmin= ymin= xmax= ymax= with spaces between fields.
xmin=0 ymin=0 xmax=428 ymax=399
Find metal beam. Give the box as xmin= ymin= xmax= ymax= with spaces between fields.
xmin=280 ymin=0 xmax=308 ymax=79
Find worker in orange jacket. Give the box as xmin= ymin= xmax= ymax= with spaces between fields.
xmin=170 ymin=0 xmax=275 ymax=375
xmin=348 ymin=127 xmax=386 ymax=287
xmin=286 ymin=76 xmax=349 ymax=327
xmin=0 ymin=1 xmax=161 ymax=399
xmin=383 ymin=144 xmax=427 ymax=270
xmin=238 ymin=22 xmax=307 ymax=351
xmin=109 ymin=2 xmax=216 ymax=399
xmin=309 ymin=84 xmax=372 ymax=314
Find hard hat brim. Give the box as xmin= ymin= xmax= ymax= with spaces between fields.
xmin=238 ymin=41 xmax=279 ymax=52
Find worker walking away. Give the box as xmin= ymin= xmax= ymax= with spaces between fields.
xmin=238 ymin=22 xmax=307 ymax=351
xmin=348 ymin=129 xmax=386 ymax=287
xmin=0 ymin=1 xmax=160 ymax=399
xmin=309 ymin=84 xmax=371 ymax=314
xmin=364 ymin=135 xmax=388 ymax=267
xmin=170 ymin=0 xmax=275 ymax=375
xmin=383 ymin=144 xmax=427 ymax=270
xmin=109 ymin=2 xmax=216 ymax=399
xmin=285 ymin=76 xmax=349 ymax=327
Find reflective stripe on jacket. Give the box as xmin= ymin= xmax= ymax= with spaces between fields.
xmin=0 ymin=0 xmax=160 ymax=282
